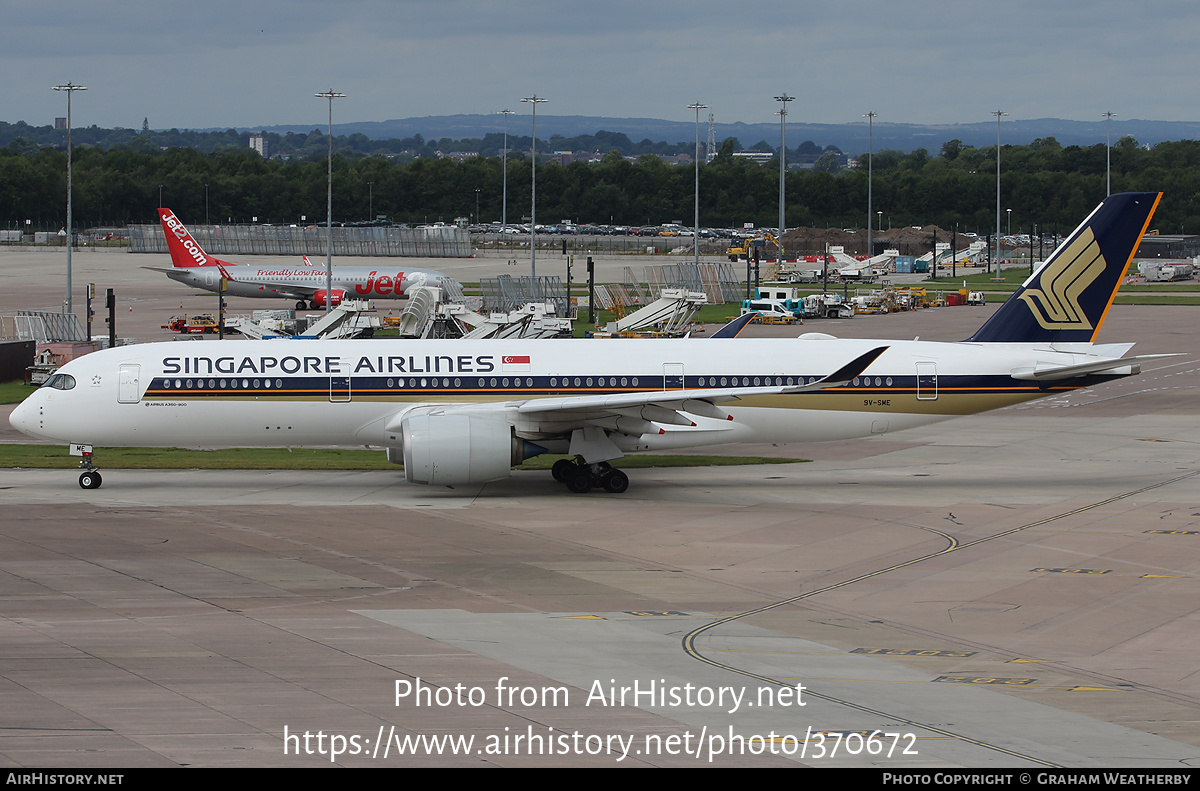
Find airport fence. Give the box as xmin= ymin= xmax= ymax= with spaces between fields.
xmin=479 ymin=275 xmax=570 ymax=318
xmin=0 ymin=311 xmax=87 ymax=343
xmin=128 ymin=223 xmax=472 ymax=258
xmin=642 ymin=262 xmax=743 ymax=305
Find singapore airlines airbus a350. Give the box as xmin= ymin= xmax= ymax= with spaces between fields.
xmin=11 ymin=192 xmax=1168 ymax=494
xmin=149 ymin=208 xmax=457 ymax=309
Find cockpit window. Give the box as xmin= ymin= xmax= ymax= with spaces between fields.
xmin=40 ymin=374 xmax=76 ymax=390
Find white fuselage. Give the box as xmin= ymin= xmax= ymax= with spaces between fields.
xmin=9 ymin=336 xmax=1114 ymax=455
xmin=167 ymin=264 xmax=447 ymax=302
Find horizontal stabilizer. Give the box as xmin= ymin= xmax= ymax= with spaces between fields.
xmin=1010 ymin=353 xmax=1182 ymax=382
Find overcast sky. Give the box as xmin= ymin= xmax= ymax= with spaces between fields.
xmin=9 ymin=0 xmax=1199 ymax=134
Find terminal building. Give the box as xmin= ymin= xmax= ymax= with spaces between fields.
xmin=1136 ymin=233 xmax=1200 ymax=258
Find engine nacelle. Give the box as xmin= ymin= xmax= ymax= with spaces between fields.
xmin=398 ymin=414 xmax=543 ymax=486
xmin=312 ymin=289 xmax=346 ymax=307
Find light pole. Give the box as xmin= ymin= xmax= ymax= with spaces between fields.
xmin=992 ymin=110 xmax=1007 ymax=280
xmin=499 ymin=109 xmax=514 ymax=235
xmin=315 ymin=89 xmax=346 ymax=312
xmin=53 ymin=82 xmax=86 ymax=318
xmin=522 ymin=95 xmax=547 ymax=278
xmin=864 ymin=111 xmax=876 ymax=259
xmin=1006 ymin=208 xmax=1012 ymax=236
xmin=774 ymin=93 xmax=794 ymax=262
xmin=877 ymin=211 xmax=882 ymax=233
xmin=368 ymin=181 xmax=373 ymax=221
xmin=1103 ymin=111 xmax=1116 ymax=197
xmin=688 ymin=102 xmax=707 ymax=266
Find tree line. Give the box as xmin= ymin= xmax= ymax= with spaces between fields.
xmin=3 ymin=133 xmax=1199 ymax=235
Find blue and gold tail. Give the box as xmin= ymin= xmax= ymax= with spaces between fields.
xmin=967 ymin=192 xmax=1161 ymax=343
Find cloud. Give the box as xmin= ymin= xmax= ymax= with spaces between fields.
xmin=6 ymin=0 xmax=1200 ymax=130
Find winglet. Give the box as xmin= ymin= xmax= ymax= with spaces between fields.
xmin=711 ymin=312 xmax=757 ymax=338
xmin=775 ymin=345 xmax=888 ymax=394
xmin=823 ymin=346 xmax=889 ymax=385
xmin=967 ymin=192 xmax=1161 ymax=343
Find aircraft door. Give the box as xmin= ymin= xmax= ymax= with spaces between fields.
xmin=117 ymin=364 xmax=141 ymax=403
xmin=330 ymin=375 xmax=351 ymax=402
xmin=204 ymin=269 xmax=217 ymax=288
xmin=663 ymin=362 xmax=685 ymax=390
xmin=916 ymin=362 xmax=938 ymax=400
xmin=329 ymin=356 xmax=352 ymax=402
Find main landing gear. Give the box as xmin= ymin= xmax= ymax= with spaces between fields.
xmin=77 ymin=448 xmax=102 ymax=490
xmin=551 ymin=458 xmax=629 ymax=494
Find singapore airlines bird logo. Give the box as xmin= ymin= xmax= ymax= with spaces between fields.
xmin=1019 ymin=227 xmax=1105 ymax=330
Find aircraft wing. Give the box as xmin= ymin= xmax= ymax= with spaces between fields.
xmin=514 ymin=346 xmax=888 ymax=425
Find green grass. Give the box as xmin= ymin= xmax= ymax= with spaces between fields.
xmin=1115 ymin=283 xmax=1200 ymax=292
xmin=0 ymin=445 xmax=398 ymax=470
xmin=1112 ymin=294 xmax=1200 ymax=305
xmin=0 ymin=444 xmax=807 ymax=471
xmin=928 ymin=269 xmax=1029 ymax=286
xmin=1 ymin=380 xmax=36 ymax=405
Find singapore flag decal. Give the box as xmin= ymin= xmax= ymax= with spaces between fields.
xmin=502 ymin=354 xmax=531 ymax=372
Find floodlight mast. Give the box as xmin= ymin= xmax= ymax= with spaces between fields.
xmin=688 ymin=102 xmax=708 ymax=266
xmin=53 ymin=82 xmax=87 ymax=318
xmin=992 ymin=110 xmax=1007 ymax=280
xmin=774 ymin=93 xmax=794 ymax=262
xmin=315 ymin=89 xmax=346 ymax=312
xmin=499 ymin=109 xmax=515 ymax=234
xmin=864 ymin=111 xmax=876 ymax=259
xmin=521 ymin=95 xmax=547 ymax=278
xmin=1103 ymin=111 xmax=1116 ymax=197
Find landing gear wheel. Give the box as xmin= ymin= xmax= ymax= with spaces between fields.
xmin=79 ymin=470 xmax=102 ymax=490
xmin=552 ymin=458 xmax=577 ymax=483
xmin=601 ymin=469 xmax=629 ymax=494
xmin=296 ymin=300 xmax=308 ymax=310
xmin=566 ymin=470 xmax=593 ymax=494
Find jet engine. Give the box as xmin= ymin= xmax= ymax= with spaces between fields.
xmin=393 ymin=414 xmax=545 ymax=486
xmin=312 ymin=289 xmax=346 ymax=307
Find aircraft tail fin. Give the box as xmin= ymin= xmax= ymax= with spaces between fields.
xmin=711 ymin=312 xmax=756 ymax=338
xmin=966 ymin=192 xmax=1161 ymax=344
xmin=158 ymin=208 xmax=224 ymax=268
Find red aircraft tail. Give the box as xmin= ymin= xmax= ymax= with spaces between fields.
xmin=158 ymin=208 xmax=230 ymax=268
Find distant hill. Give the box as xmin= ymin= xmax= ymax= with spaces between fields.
xmin=7 ymin=114 xmax=1200 ymax=159
xmin=248 ymin=115 xmax=1200 ymax=155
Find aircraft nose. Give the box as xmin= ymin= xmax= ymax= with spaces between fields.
xmin=8 ymin=396 xmax=34 ymax=436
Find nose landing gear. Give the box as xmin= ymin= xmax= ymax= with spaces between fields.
xmin=76 ymin=447 xmax=102 ymax=489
